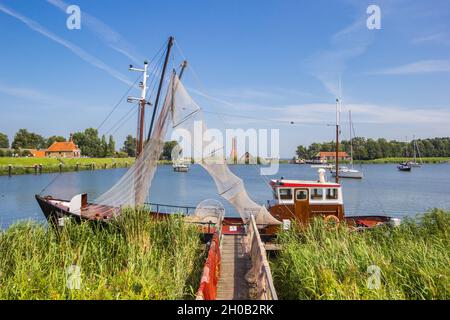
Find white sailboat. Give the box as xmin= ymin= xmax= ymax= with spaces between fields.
xmin=331 ymin=109 xmax=363 ymax=179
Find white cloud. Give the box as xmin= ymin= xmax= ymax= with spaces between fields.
xmin=370 ymin=60 xmax=450 ymax=75
xmin=0 ymin=3 xmax=132 ymax=86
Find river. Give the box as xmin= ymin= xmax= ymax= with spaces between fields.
xmin=1 ymin=163 xmax=449 ymax=228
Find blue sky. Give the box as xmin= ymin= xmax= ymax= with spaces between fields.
xmin=0 ymin=0 xmax=449 ymax=157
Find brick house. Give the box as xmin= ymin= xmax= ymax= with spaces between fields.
xmin=315 ymin=151 xmax=350 ymax=162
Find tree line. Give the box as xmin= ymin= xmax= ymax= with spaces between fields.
xmin=0 ymin=129 xmax=179 ymax=159
xmin=296 ymin=137 xmax=450 ymax=160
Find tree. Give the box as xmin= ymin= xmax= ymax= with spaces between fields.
xmin=296 ymin=145 xmax=308 ymax=159
xmin=73 ymin=128 xmax=101 ymax=157
xmin=121 ymin=135 xmax=136 ymax=157
xmin=107 ymin=135 xmax=115 ymax=157
xmin=0 ymin=132 xmax=9 ymax=148
xmin=161 ymin=140 xmax=178 ymax=160
xmin=46 ymin=135 xmax=66 ymax=148
xmin=12 ymin=129 xmax=46 ymax=149
xmin=100 ymin=135 xmax=108 ymax=157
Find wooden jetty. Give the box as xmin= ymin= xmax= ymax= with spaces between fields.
xmin=196 ymin=215 xmax=278 ymax=300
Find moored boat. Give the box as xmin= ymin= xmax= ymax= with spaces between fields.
xmin=397 ymin=162 xmax=412 ymax=171
xmin=262 ymin=169 xmax=398 ymax=235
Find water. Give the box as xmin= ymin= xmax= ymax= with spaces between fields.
xmin=1 ymin=164 xmax=450 ymax=228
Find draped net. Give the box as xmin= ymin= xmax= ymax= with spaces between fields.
xmin=93 ymin=72 xmax=280 ymax=225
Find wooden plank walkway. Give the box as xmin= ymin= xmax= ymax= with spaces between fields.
xmin=216 ymin=234 xmax=254 ymax=300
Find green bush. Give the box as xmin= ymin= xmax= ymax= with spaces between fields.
xmin=271 ymin=209 xmax=450 ymax=300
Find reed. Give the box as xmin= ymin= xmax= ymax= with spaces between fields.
xmin=0 ymin=209 xmax=205 ymax=300
xmin=271 ymin=209 xmax=450 ymax=300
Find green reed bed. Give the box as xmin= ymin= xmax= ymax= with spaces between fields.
xmin=0 ymin=209 xmax=205 ymax=300
xmin=271 ymin=209 xmax=450 ymax=300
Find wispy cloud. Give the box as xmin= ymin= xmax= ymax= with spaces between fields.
xmin=370 ymin=60 xmax=450 ymax=75
xmin=275 ymin=102 xmax=450 ymax=126
xmin=411 ymin=33 xmax=450 ymax=46
xmin=0 ymin=2 xmax=132 ymax=86
xmin=46 ymin=0 xmax=143 ymax=64
xmin=305 ymin=15 xmax=373 ymax=97
xmin=0 ymin=83 xmax=70 ymax=107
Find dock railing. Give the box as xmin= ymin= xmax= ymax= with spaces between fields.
xmin=195 ymin=214 xmax=224 ymax=300
xmin=245 ymin=215 xmax=278 ymax=300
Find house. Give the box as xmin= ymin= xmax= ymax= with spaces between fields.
xmin=46 ymin=140 xmax=81 ymax=158
xmin=315 ymin=151 xmax=350 ymax=162
xmin=30 ymin=149 xmax=46 ymax=158
xmin=30 ymin=135 xmax=81 ymax=158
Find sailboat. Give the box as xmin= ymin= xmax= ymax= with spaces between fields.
xmin=397 ymin=136 xmax=412 ymax=171
xmin=409 ymin=135 xmax=422 ymax=167
xmin=330 ymin=110 xmax=363 ymax=179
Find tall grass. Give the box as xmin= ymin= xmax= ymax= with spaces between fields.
xmin=271 ymin=209 xmax=449 ymax=300
xmin=0 ymin=209 xmax=205 ymax=300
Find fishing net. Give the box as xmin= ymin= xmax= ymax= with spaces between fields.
xmin=93 ymin=72 xmax=280 ymax=225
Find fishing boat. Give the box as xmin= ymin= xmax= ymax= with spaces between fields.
xmin=36 ymin=37 xmax=398 ymax=236
xmin=263 ymin=169 xmax=399 ymax=234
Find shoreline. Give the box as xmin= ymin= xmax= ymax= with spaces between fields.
xmin=1 ymin=157 xmax=449 ymax=176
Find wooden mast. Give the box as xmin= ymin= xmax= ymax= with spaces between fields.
xmin=147 ymin=36 xmax=174 ymax=141
xmin=179 ymin=60 xmax=188 ymax=80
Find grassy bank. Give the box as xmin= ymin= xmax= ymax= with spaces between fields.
xmin=0 ymin=210 xmax=205 ymax=299
xmin=357 ymin=157 xmax=450 ymax=164
xmin=271 ymin=209 xmax=450 ymax=300
xmin=0 ymin=157 xmax=135 ymax=176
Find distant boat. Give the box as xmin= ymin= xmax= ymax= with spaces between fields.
xmin=331 ymin=110 xmax=363 ymax=179
xmin=332 ymin=166 xmax=364 ymax=179
xmin=397 ymin=162 xmax=412 ymax=171
xmin=173 ymin=160 xmax=189 ymax=172
xmin=311 ymin=164 xmax=333 ymax=169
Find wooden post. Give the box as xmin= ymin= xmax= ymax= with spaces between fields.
xmin=8 ymin=164 xmax=12 ymax=176
xmin=59 ymin=163 xmax=63 ymax=173
xmin=104 ymin=163 xmax=107 ymax=169
xmin=39 ymin=164 xmax=42 ymax=174
xmin=76 ymin=163 xmax=79 ymax=171
xmin=34 ymin=164 xmax=38 ymax=175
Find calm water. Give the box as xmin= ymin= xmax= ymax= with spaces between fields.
xmin=1 ymin=164 xmax=450 ymax=228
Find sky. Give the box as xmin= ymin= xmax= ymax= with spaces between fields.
xmin=0 ymin=0 xmax=449 ymax=157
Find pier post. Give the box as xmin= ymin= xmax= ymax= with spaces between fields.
xmin=8 ymin=164 xmax=12 ymax=176
xmin=59 ymin=163 xmax=63 ymax=173
xmin=104 ymin=163 xmax=107 ymax=169
xmin=75 ymin=163 xmax=79 ymax=171
xmin=39 ymin=164 xmax=42 ymax=174
xmin=34 ymin=164 xmax=38 ymax=175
